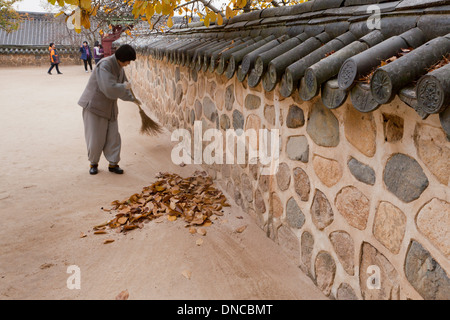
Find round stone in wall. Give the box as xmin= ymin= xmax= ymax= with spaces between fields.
xmin=313 ymin=155 xmax=342 ymax=187
xmin=286 ymin=104 xmax=305 ymax=128
xmin=293 ymin=167 xmax=310 ymax=202
xmin=344 ymin=105 xmax=376 ymax=157
xmin=254 ymin=188 xmax=266 ymax=215
xmin=276 ymin=162 xmax=291 ymax=191
xmin=373 ymin=201 xmax=406 ymax=254
xmin=335 ymin=186 xmax=370 ymax=230
xmin=286 ymin=197 xmax=305 ymax=229
xmin=286 ymin=135 xmax=309 ymax=162
xmin=347 ymin=157 xmax=376 ymax=185
xmin=306 ymin=100 xmax=339 ymax=147
xmin=405 ymin=240 xmax=450 ymax=300
xmin=300 ymin=231 xmax=314 ymax=277
xmin=277 ymin=225 xmax=301 ymax=265
xmin=315 ymin=251 xmax=336 ymax=296
xmin=416 ymin=198 xmax=450 ymax=258
xmin=414 ymin=123 xmax=450 ymax=186
xmin=329 ymin=230 xmax=355 ymax=276
xmin=232 ymin=109 xmax=244 ymax=130
xmin=336 ymin=283 xmax=358 ymax=300
xmin=360 ymin=242 xmax=402 ymax=300
xmin=270 ymin=192 xmax=283 ymax=218
xmin=194 ymin=99 xmax=202 ymax=120
xmin=264 ymin=104 xmax=276 ymax=125
xmin=202 ymin=96 xmax=217 ymax=122
xmin=383 ymin=153 xmax=429 ymax=203
xmin=225 ymin=84 xmax=235 ymax=111
xmin=310 ymin=189 xmax=334 ymax=230
xmin=219 ymin=114 xmax=230 ymax=130
xmin=245 ymin=94 xmax=261 ymax=110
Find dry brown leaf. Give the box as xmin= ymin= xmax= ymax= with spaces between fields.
xmin=182 ymin=270 xmax=192 ymax=279
xmin=196 ymin=238 xmax=204 ymax=246
xmin=115 ymin=290 xmax=129 ymax=300
xmin=103 ymin=239 xmax=115 ymax=244
xmin=118 ymin=217 xmax=128 ymax=225
xmin=94 ymin=230 xmax=107 ymax=235
xmin=80 ymin=232 xmax=87 ymax=238
xmin=189 ymin=227 xmax=197 ymax=234
xmin=197 ymin=228 xmax=207 ymax=236
xmin=235 ymin=225 xmax=247 ymax=233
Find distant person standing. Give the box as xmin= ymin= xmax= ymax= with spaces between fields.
xmin=80 ymin=41 xmax=93 ymax=73
xmin=93 ymin=41 xmax=104 ymax=64
xmin=47 ymin=43 xmax=62 ymax=75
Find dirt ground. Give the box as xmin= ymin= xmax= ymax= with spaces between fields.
xmin=0 ymin=64 xmax=326 ymax=300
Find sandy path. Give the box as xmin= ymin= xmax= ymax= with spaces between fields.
xmin=0 ymin=65 xmax=326 ymax=300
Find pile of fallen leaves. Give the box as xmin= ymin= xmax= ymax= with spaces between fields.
xmin=93 ymin=171 xmax=230 ymax=235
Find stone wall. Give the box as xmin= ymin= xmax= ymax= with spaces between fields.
xmin=0 ymin=53 xmax=81 ymax=67
xmin=127 ymin=54 xmax=450 ymax=300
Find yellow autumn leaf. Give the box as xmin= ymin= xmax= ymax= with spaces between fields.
xmin=146 ymin=4 xmax=155 ymax=18
xmin=207 ymin=11 xmax=216 ymax=24
xmin=217 ymin=14 xmax=223 ymax=26
xmin=162 ymin=3 xmax=171 ymax=15
xmin=155 ymin=2 xmax=162 ymax=14
xmin=167 ymin=215 xmax=177 ymax=221
xmin=80 ymin=0 xmax=91 ymax=10
xmin=226 ymin=6 xmax=232 ymax=19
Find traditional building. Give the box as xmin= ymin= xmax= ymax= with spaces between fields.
xmin=0 ymin=12 xmax=84 ymax=66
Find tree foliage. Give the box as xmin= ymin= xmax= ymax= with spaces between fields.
xmin=47 ymin=0 xmax=308 ymax=34
xmin=0 ymin=0 xmax=21 ymax=32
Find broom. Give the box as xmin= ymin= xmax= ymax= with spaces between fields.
xmin=129 ymin=88 xmax=162 ymax=135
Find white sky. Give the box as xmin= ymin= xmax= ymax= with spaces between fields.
xmin=13 ymin=0 xmax=50 ymax=12
xmin=13 ymin=0 xmax=228 ymax=13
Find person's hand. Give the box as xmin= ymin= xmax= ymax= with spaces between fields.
xmin=123 ymin=81 xmax=132 ymax=90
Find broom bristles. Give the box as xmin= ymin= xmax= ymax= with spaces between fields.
xmin=129 ymin=88 xmax=162 ymax=135
xmin=138 ymin=105 xmax=163 ymax=135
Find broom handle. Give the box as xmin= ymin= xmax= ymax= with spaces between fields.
xmin=129 ymin=88 xmax=141 ymax=107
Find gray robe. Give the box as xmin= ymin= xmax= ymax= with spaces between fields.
xmin=78 ymin=55 xmax=134 ymax=121
xmin=78 ymin=55 xmax=134 ymax=165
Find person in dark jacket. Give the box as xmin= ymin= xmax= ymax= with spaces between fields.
xmin=93 ymin=41 xmax=104 ymax=64
xmin=80 ymin=41 xmax=93 ymax=73
xmin=47 ymin=43 xmax=62 ymax=75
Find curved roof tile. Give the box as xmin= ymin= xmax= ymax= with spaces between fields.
xmin=119 ymin=0 xmax=450 ymax=135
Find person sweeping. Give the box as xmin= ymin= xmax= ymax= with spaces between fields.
xmin=78 ymin=44 xmax=160 ymax=175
